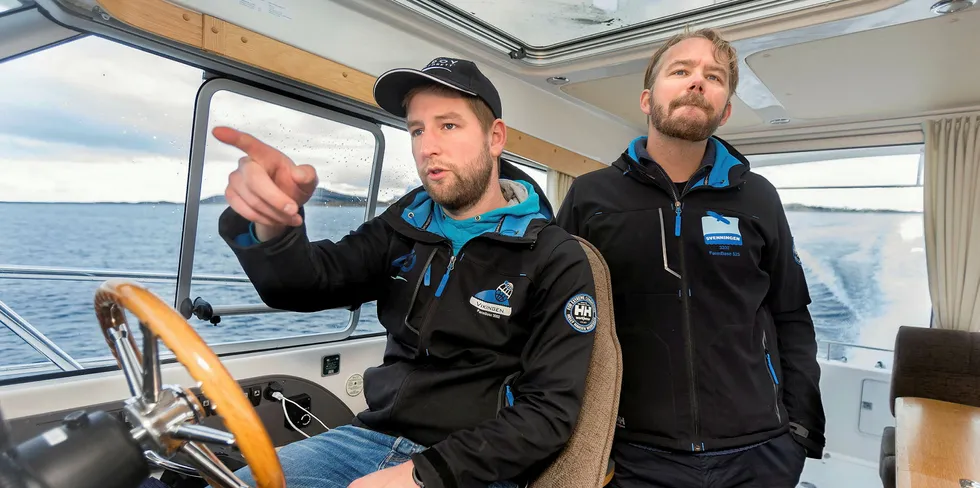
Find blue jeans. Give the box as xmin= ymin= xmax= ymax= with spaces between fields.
xmin=230 ymin=425 xmax=519 ymax=488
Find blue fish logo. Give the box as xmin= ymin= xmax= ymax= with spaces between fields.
xmin=702 ymin=211 xmax=742 ymax=246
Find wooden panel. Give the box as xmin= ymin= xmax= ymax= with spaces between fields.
xmin=98 ymin=0 xmax=204 ymax=47
xmin=202 ymin=17 xmax=377 ymax=107
xmin=96 ymin=0 xmax=606 ymax=175
xmin=508 ymin=130 xmax=606 ymax=177
xmin=895 ymin=397 xmax=980 ymax=488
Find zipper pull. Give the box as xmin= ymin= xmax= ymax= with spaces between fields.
xmin=435 ymin=254 xmax=456 ymax=298
xmin=674 ymin=201 xmax=682 ymax=237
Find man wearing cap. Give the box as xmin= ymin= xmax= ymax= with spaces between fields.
xmin=212 ymin=57 xmax=598 ymax=488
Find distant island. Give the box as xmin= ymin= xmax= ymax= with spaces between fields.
xmin=1 ymin=199 xmax=916 ymax=213
xmin=782 ymin=203 xmax=919 ymax=214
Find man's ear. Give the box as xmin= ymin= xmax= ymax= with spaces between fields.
xmin=640 ymin=89 xmax=653 ymax=116
xmin=489 ymin=119 xmax=507 ymax=158
xmin=718 ymin=100 xmax=733 ymax=127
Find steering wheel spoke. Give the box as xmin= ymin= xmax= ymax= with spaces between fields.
xmin=171 ymin=424 xmax=237 ymax=446
xmin=107 ymin=324 xmax=144 ymax=398
xmin=141 ymin=322 xmax=162 ymax=404
xmin=182 ymin=441 xmax=249 ymax=488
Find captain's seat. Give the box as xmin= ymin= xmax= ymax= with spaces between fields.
xmin=531 ymin=236 xmax=622 ymax=487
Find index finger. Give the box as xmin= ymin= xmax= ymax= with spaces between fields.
xmin=212 ymin=126 xmax=295 ymax=168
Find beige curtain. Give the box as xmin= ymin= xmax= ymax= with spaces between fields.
xmin=548 ymin=169 xmax=576 ymax=210
xmin=924 ymin=115 xmax=980 ymax=331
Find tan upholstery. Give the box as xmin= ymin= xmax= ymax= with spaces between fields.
xmin=531 ymin=236 xmax=623 ymax=488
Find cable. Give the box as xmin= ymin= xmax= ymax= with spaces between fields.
xmin=279 ymin=399 xmax=309 ymax=439
xmin=271 ymin=392 xmax=328 ymax=437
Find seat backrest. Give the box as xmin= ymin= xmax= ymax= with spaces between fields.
xmin=890 ymin=325 xmax=980 ymax=415
xmin=530 ymin=236 xmax=622 ymax=488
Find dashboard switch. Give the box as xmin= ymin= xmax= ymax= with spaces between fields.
xmin=249 ymin=386 xmax=262 ymax=406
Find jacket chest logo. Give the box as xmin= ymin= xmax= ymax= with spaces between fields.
xmin=702 ymin=211 xmax=742 ymax=257
xmin=702 ymin=211 xmax=742 ymax=246
xmin=469 ymin=280 xmax=514 ymax=318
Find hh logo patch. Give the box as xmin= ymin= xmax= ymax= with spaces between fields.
xmin=564 ymin=293 xmax=597 ymax=333
xmin=702 ymin=211 xmax=742 ymax=246
xmin=469 ymin=281 xmax=514 ymax=318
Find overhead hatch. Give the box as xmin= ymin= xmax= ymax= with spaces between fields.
xmin=385 ymin=0 xmax=846 ymax=64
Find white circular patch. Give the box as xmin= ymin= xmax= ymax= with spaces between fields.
xmin=564 ymin=293 xmax=597 ymax=333
xmin=346 ymin=373 xmax=364 ymax=397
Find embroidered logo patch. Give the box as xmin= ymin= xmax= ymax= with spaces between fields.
xmin=391 ymin=249 xmax=417 ymax=272
xmin=564 ymin=293 xmax=597 ymax=333
xmin=469 ymin=281 xmax=514 ymax=318
xmin=702 ymin=211 xmax=742 ymax=246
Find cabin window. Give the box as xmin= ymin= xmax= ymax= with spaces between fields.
xmin=0 ymin=35 xmax=202 ymax=378
xmin=749 ymin=145 xmax=928 ymax=368
xmin=377 ymin=126 xmax=422 ymax=214
xmin=185 ymin=82 xmax=386 ymax=346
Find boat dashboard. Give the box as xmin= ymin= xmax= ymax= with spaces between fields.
xmin=2 ymin=374 xmax=355 ymax=488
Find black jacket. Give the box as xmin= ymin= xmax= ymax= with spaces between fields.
xmin=557 ymin=136 xmax=825 ymax=458
xmin=219 ymin=161 xmax=597 ymax=488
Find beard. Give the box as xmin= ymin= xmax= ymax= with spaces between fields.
xmin=423 ymin=145 xmax=495 ymax=213
xmin=650 ymin=92 xmax=726 ymax=142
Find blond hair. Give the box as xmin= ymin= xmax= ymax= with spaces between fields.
xmin=643 ymin=28 xmax=739 ymax=99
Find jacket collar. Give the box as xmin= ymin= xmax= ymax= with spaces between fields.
xmin=614 ymin=135 xmax=751 ymax=192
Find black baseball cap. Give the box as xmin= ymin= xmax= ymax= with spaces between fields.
xmin=373 ymin=57 xmax=503 ymax=120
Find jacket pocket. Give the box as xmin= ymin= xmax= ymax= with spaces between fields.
xmin=763 ymin=330 xmax=781 ymax=423
xmin=496 ymin=371 xmax=521 ymax=415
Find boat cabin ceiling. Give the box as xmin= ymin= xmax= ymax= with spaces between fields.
xmin=156 ymin=0 xmax=980 ymax=155
xmin=4 ymin=0 xmax=978 ymax=168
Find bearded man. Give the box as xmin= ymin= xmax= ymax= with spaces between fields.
xmin=557 ymin=29 xmax=826 ymax=488
xmin=214 ymin=57 xmax=597 ymax=488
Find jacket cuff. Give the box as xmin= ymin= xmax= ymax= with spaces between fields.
xmin=789 ymin=421 xmax=825 ymax=459
xmin=412 ymin=448 xmax=457 ymax=488
xmin=219 ymin=206 xmax=305 ymax=252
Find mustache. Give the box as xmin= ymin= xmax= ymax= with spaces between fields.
xmin=669 ymin=93 xmax=713 ymax=113
xmin=423 ymin=159 xmax=455 ymax=170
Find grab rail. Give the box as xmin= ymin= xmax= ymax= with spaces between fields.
xmin=818 ymin=339 xmax=894 ymax=368
xmin=0 ymin=264 xmax=249 ymax=284
xmin=0 ymin=298 xmax=83 ymax=371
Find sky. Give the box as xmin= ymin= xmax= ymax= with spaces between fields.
xmin=0 ymin=34 xmax=922 ymax=212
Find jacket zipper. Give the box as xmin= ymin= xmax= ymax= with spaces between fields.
xmin=642 ymin=161 xmax=702 ymax=452
xmin=402 ymin=248 xmax=438 ymax=335
xmin=763 ymin=330 xmax=781 ymax=422
xmin=415 ymin=246 xmax=465 ymax=356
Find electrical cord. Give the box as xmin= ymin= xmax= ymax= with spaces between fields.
xmin=270 ymin=391 xmax=328 ymax=438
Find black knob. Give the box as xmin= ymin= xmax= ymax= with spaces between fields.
xmin=62 ymin=411 xmax=89 ymax=430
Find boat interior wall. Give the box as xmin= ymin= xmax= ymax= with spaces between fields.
xmin=818 ymin=360 xmax=894 ymax=465
xmin=0 ymin=7 xmax=77 ymax=63
xmin=86 ymin=0 xmax=630 ymax=174
xmin=0 ymin=336 xmax=386 ymax=421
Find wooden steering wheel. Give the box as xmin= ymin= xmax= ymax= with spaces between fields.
xmin=94 ymin=279 xmax=285 ymax=488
